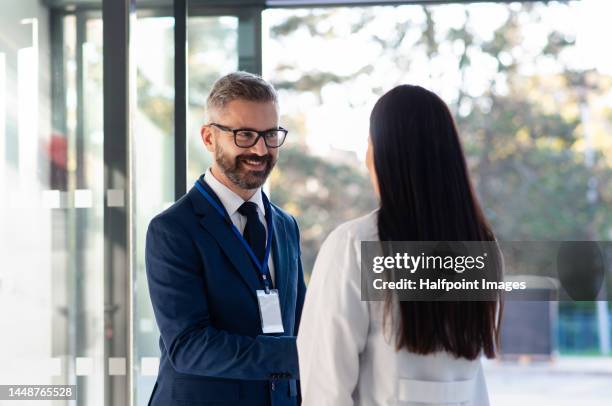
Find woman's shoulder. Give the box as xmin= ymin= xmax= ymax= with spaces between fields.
xmin=327 ymin=209 xmax=379 ymax=244
xmin=312 ymin=210 xmax=379 ymax=281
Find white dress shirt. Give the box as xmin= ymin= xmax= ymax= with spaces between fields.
xmin=204 ymin=167 xmax=275 ymax=284
xmin=297 ymin=210 xmax=490 ymax=406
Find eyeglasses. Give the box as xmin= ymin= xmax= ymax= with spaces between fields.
xmin=208 ymin=123 xmax=288 ymax=148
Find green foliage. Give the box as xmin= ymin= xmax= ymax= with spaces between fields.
xmin=270 ymin=144 xmax=377 ymax=273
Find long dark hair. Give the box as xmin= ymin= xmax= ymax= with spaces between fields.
xmin=370 ymin=85 xmax=501 ymax=360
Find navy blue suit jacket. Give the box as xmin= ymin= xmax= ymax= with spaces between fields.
xmin=145 ymin=176 xmax=306 ymax=406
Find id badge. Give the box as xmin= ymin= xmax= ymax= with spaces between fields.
xmin=256 ymin=289 xmax=285 ymax=334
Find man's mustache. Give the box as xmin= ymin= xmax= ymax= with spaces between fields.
xmin=236 ymin=154 xmax=273 ymax=165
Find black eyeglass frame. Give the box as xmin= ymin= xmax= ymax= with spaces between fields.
xmin=208 ymin=123 xmax=289 ymax=148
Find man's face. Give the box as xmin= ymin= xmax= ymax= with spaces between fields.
xmin=202 ymin=99 xmax=279 ymax=191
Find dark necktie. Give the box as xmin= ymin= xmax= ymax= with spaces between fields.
xmin=238 ymin=202 xmax=270 ymax=281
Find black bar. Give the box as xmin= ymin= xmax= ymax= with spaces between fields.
xmin=103 ymin=0 xmax=133 ymax=405
xmin=174 ymin=0 xmax=188 ymax=199
xmin=76 ymin=13 xmax=86 ymax=190
xmin=238 ymin=8 xmax=263 ymax=75
xmin=49 ymin=9 xmax=67 ymax=190
xmin=75 ymin=10 xmax=90 ymax=403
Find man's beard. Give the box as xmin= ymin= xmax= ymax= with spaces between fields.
xmin=215 ymin=142 xmax=276 ymax=190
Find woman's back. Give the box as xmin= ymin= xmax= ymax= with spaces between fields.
xmin=298 ymin=85 xmax=499 ymax=405
xmin=297 ymin=211 xmax=490 ymax=406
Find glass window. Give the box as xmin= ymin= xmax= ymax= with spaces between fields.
xmin=264 ymin=1 xmax=612 ymax=403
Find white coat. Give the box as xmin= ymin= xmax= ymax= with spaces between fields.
xmin=297 ymin=210 xmax=490 ymax=406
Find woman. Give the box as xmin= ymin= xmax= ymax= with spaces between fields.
xmin=297 ymin=85 xmax=502 ymax=405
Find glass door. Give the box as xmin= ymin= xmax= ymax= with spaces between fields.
xmin=0 ymin=3 xmax=106 ymax=405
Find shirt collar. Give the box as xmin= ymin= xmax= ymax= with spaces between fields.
xmin=204 ymin=167 xmax=265 ymax=217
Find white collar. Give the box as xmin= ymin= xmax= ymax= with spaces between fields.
xmin=204 ymin=167 xmax=265 ymax=217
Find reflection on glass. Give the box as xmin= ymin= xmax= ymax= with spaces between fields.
xmin=0 ymin=3 xmax=51 ymax=389
xmin=0 ymin=2 xmax=105 ymax=405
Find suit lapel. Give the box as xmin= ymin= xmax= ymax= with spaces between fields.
xmin=198 ymin=214 xmax=262 ymax=300
xmin=270 ymin=205 xmax=290 ymax=312
xmin=188 ymin=182 xmax=261 ymax=302
xmin=189 ymin=178 xmax=294 ymax=312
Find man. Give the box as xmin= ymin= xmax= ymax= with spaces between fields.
xmin=145 ymin=72 xmax=306 ymax=406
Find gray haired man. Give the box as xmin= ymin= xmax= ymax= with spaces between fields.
xmin=145 ymin=71 xmax=306 ymax=406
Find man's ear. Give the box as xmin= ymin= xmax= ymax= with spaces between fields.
xmin=200 ymin=124 xmax=215 ymax=153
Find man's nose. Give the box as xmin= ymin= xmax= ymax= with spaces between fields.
xmin=249 ymin=136 xmax=269 ymax=156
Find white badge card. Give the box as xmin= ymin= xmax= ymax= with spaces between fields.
xmin=256 ymin=289 xmax=285 ymax=334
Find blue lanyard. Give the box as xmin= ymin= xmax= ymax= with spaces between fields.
xmin=194 ymin=180 xmax=274 ymax=293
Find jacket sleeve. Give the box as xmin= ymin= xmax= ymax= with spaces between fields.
xmin=145 ymin=216 xmax=299 ymax=380
xmin=291 ymin=216 xmax=307 ymax=334
xmin=296 ymin=226 xmax=369 ymax=405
